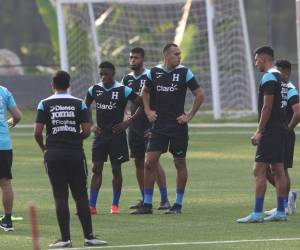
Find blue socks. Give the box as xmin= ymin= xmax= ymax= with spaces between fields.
xmin=144 ymin=188 xmax=153 ymax=205
xmin=277 ymin=197 xmax=285 ymax=212
xmin=175 ymin=188 xmax=185 ymax=205
xmin=89 ymin=191 xmax=99 ymax=208
xmin=112 ymin=191 xmax=121 ymax=206
xmin=254 ymin=197 xmax=264 ymax=213
xmin=159 ymin=187 xmax=168 ymax=203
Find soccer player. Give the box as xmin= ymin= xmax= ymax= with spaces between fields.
xmin=122 ymin=47 xmax=170 ymax=210
xmin=264 ymin=59 xmax=300 ymax=215
xmin=86 ymin=61 xmax=141 ymax=214
xmin=237 ymin=46 xmax=289 ymax=223
xmin=34 ymin=71 xmax=106 ymax=248
xmin=0 ymin=85 xmax=21 ymax=232
xmin=132 ymin=43 xmax=204 ymax=214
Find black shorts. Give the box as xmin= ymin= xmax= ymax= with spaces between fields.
xmin=92 ymin=132 xmax=129 ymax=164
xmin=255 ymin=129 xmax=286 ymax=164
xmin=45 ymin=154 xmax=88 ymax=199
xmin=284 ymin=130 xmax=295 ymax=169
xmin=0 ymin=150 xmax=13 ymax=179
xmin=128 ymin=128 xmax=147 ymax=159
xmin=146 ymin=131 xmax=188 ymax=158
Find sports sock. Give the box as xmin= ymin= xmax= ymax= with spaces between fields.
xmin=112 ymin=191 xmax=121 ymax=206
xmin=277 ymin=197 xmax=285 ymax=212
xmin=89 ymin=191 xmax=99 ymax=208
xmin=159 ymin=187 xmax=168 ymax=203
xmin=175 ymin=188 xmax=184 ymax=205
xmin=254 ymin=197 xmax=264 ymax=213
xmin=144 ymin=188 xmax=153 ymax=205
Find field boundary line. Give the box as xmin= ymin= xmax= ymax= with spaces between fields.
xmin=52 ymin=237 xmax=300 ymax=250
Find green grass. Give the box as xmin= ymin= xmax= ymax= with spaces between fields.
xmin=1 ymin=127 xmax=300 ymax=250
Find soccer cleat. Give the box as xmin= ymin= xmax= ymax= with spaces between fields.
xmin=264 ymin=208 xmax=277 ymax=216
xmin=165 ymin=203 xmax=182 ymax=214
xmin=288 ymin=191 xmax=298 ymax=215
xmin=0 ymin=217 xmax=14 ymax=232
xmin=129 ymin=200 xmax=143 ymax=209
xmin=84 ymin=236 xmax=107 ymax=246
xmin=131 ymin=204 xmax=153 ymax=215
xmin=110 ymin=205 xmax=120 ymax=214
xmin=89 ymin=206 xmax=97 ymax=215
xmin=48 ymin=240 xmax=72 ymax=248
xmin=157 ymin=200 xmax=171 ymax=210
xmin=264 ymin=211 xmax=287 ymax=222
xmin=236 ymin=212 xmax=264 ymax=223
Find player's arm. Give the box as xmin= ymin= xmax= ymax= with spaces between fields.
xmin=251 ymin=94 xmax=274 ymax=146
xmin=177 ymin=87 xmax=204 ymax=124
xmin=142 ymin=85 xmax=157 ymax=122
xmin=79 ymin=101 xmax=91 ymax=139
xmin=289 ymin=103 xmax=300 ymax=130
xmin=85 ymin=86 xmax=101 ymax=135
xmin=7 ymin=106 xmax=22 ymax=128
xmin=34 ymin=101 xmax=46 ymax=152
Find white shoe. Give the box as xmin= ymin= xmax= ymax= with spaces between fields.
xmin=48 ymin=240 xmax=72 ymax=248
xmin=288 ymin=191 xmax=298 ymax=215
xmin=84 ymin=237 xmax=107 ymax=246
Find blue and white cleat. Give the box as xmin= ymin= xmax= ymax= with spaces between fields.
xmin=236 ymin=212 xmax=264 ymax=223
xmin=288 ymin=191 xmax=298 ymax=215
xmin=264 ymin=208 xmax=277 ymax=216
xmin=264 ymin=211 xmax=287 ymax=222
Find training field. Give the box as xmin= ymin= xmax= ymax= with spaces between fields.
xmin=1 ymin=124 xmax=300 ymax=250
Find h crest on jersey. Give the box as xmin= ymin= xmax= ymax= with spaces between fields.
xmin=172 ymin=74 xmax=180 ymax=82
xmin=111 ymin=91 xmax=119 ymax=100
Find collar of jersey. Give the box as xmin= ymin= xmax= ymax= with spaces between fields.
xmin=267 ymin=67 xmax=280 ymax=74
xmin=54 ymin=91 xmax=68 ymax=95
xmin=129 ymin=68 xmax=148 ymax=80
xmin=156 ymin=64 xmax=184 ymax=73
xmin=98 ymin=82 xmax=120 ymax=91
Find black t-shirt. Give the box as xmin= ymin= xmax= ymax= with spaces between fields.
xmin=286 ymin=81 xmax=299 ymax=125
xmin=122 ymin=69 xmax=149 ymax=136
xmin=86 ymin=82 xmax=138 ymax=134
xmin=36 ymin=93 xmax=89 ymax=155
xmin=145 ymin=64 xmax=199 ymax=136
xmin=257 ymin=68 xmax=288 ymax=130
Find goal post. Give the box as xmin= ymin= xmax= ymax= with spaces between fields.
xmin=56 ymin=0 xmax=257 ymax=119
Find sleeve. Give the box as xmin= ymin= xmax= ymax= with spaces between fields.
xmin=6 ymin=89 xmax=16 ymax=109
xmin=125 ymin=86 xmax=138 ymax=101
xmin=288 ymin=88 xmax=299 ymax=106
xmin=261 ymin=73 xmax=276 ymax=95
xmin=35 ymin=101 xmax=46 ymax=124
xmin=145 ymin=69 xmax=154 ymax=89
xmin=186 ymin=69 xmax=200 ymax=91
xmin=85 ymin=86 xmax=94 ymax=107
xmin=79 ymin=101 xmax=89 ymax=123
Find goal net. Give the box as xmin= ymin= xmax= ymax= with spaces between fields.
xmin=56 ymin=0 xmax=256 ymax=118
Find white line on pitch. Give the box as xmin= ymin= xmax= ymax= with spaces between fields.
xmin=51 ymin=238 xmax=300 ymax=250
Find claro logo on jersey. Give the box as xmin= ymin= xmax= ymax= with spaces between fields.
xmin=156 ymin=83 xmax=178 ymax=92
xmin=96 ymin=101 xmax=117 ymax=110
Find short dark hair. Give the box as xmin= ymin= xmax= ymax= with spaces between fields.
xmin=52 ymin=70 xmax=70 ymax=90
xmin=254 ymin=46 xmax=274 ymax=59
xmin=130 ymin=47 xmax=145 ymax=58
xmin=163 ymin=43 xmax=178 ymax=54
xmin=99 ymin=61 xmax=115 ymax=73
xmin=275 ymin=59 xmax=292 ymax=71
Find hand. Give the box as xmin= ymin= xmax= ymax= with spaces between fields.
xmin=112 ymin=120 xmax=130 ymax=134
xmin=91 ymin=125 xmax=101 ymax=136
xmin=7 ymin=118 xmax=15 ymax=128
xmin=144 ymin=129 xmax=152 ymax=138
xmin=251 ymin=130 xmax=262 ymax=146
xmin=176 ymin=113 xmax=192 ymax=124
xmin=145 ymin=110 xmax=157 ymax=123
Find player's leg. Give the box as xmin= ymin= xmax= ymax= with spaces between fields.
xmin=109 ymin=132 xmax=129 ymax=214
xmin=165 ymin=133 xmax=188 ymax=214
xmin=46 ymin=159 xmax=72 ymax=247
xmin=0 ymin=150 xmax=14 ymax=231
xmin=89 ymin=136 xmax=108 ymax=213
xmin=156 ymin=162 xmax=170 ymax=210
